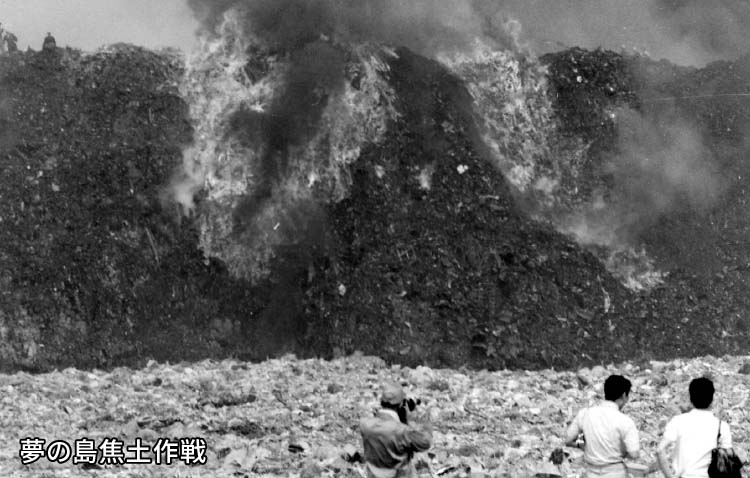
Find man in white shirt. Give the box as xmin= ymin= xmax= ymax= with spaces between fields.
xmin=565 ymin=375 xmax=640 ymax=478
xmin=657 ymin=377 xmax=732 ymax=478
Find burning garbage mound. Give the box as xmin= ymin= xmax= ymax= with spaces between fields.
xmin=541 ymin=47 xmax=740 ymax=284
xmin=173 ymin=9 xmax=398 ymax=282
xmin=3 ymin=0 xmax=750 ymax=373
xmin=439 ymin=42 xmax=675 ymax=291
xmin=173 ymin=3 xmax=667 ymax=292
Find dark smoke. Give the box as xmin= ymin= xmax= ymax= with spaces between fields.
xmin=186 ymin=0 xmax=519 ymax=57
xmin=229 ymin=39 xmax=345 ymax=230
xmin=187 ymin=0 xmax=750 ymax=73
xmin=184 ymin=0 xmax=739 ymax=268
xmin=189 ymin=0 xmax=336 ymax=49
xmin=186 ymin=0 xmax=513 ymax=238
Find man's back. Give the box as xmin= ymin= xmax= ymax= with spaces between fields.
xmin=568 ymin=401 xmax=639 ymax=466
xmin=43 ymin=33 xmax=56 ymax=52
xmin=360 ymin=409 xmax=431 ymax=478
xmin=663 ymin=409 xmax=731 ymax=478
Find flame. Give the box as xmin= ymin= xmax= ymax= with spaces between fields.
xmin=175 ymin=10 xmax=278 ymax=216
xmin=439 ymin=40 xmax=557 ymax=197
xmin=559 ymin=211 xmax=666 ymax=290
xmin=172 ymin=8 xmax=397 ymax=282
xmin=173 ymin=8 xmax=666 ymax=290
xmin=439 ymin=38 xmax=665 ymax=291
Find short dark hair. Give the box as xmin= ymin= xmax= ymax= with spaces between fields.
xmin=381 ymin=400 xmax=401 ymax=410
xmin=604 ymin=375 xmax=632 ymax=401
xmin=689 ymin=377 xmax=714 ymax=409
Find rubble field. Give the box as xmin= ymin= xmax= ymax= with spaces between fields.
xmin=1 ymin=354 xmax=749 ymax=477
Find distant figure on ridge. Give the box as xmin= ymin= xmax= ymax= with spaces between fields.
xmin=0 ymin=24 xmax=5 ymax=54
xmin=359 ymin=381 xmax=432 ymax=478
xmin=42 ymin=32 xmax=56 ymax=52
xmin=4 ymin=31 xmax=17 ymax=53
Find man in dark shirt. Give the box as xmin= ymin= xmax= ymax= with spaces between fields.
xmin=360 ymin=381 xmax=432 ymax=478
xmin=4 ymin=31 xmax=17 ymax=53
xmin=43 ymin=32 xmax=56 ymax=52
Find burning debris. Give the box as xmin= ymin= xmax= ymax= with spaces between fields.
xmin=439 ymin=40 xmax=557 ymax=197
xmin=173 ymin=7 xmax=397 ymax=281
xmin=1 ymin=0 xmax=750 ymax=373
xmin=174 ymin=1 xmax=707 ymax=292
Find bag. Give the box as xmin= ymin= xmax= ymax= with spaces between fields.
xmin=707 ymin=419 xmax=743 ymax=478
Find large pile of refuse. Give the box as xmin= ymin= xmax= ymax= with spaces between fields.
xmin=1 ymin=41 xmax=750 ymax=373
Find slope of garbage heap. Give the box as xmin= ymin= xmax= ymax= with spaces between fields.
xmin=2 ymin=41 xmax=750 ymax=375
xmin=0 ymin=45 xmax=282 ymax=372
xmin=0 ymin=42 xmax=645 ymax=373
xmin=1 ymin=354 xmax=749 ymax=478
xmin=301 ymin=46 xmax=750 ymax=371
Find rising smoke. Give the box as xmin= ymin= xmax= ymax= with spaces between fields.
xmin=185 ymin=0 xmax=536 ymax=57
xmin=185 ymin=0 xmax=750 ymax=65
xmin=650 ymin=0 xmax=750 ymax=63
xmin=177 ymin=0 xmax=742 ymax=287
xmin=562 ymin=107 xmax=724 ymax=248
xmin=228 ymin=39 xmax=346 ymax=229
xmin=181 ymin=0 xmax=516 ymax=244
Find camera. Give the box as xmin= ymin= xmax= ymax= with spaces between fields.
xmin=396 ymin=397 xmax=422 ymax=424
xmin=405 ymin=397 xmax=421 ymax=411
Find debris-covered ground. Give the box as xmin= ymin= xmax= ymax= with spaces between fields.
xmin=1 ymin=354 xmax=749 ymax=477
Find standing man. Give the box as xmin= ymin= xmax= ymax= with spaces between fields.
xmin=360 ymin=381 xmax=432 ymax=478
xmin=42 ymin=32 xmax=56 ymax=52
xmin=657 ymin=377 xmax=733 ymax=478
xmin=565 ymin=374 xmax=640 ymax=477
xmin=4 ymin=31 xmax=17 ymax=53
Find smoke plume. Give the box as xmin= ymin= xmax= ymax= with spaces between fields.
xmin=475 ymin=0 xmax=750 ymax=66
xmin=650 ymin=0 xmax=750 ymax=62
xmin=178 ymin=0 xmax=738 ymax=287
xmin=609 ymin=107 xmax=721 ymax=221
xmin=181 ymin=0 xmax=521 ymax=244
xmin=185 ymin=0 xmax=537 ymax=56
xmin=559 ymin=105 xmax=725 ymax=280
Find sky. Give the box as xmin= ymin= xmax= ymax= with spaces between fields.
xmin=491 ymin=0 xmax=750 ymax=66
xmin=0 ymin=0 xmax=748 ymax=66
xmin=0 ymin=0 xmax=199 ymax=52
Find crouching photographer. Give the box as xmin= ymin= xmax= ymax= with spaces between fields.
xmin=359 ymin=381 xmax=432 ymax=478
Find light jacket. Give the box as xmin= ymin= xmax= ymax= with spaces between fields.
xmin=360 ymin=409 xmax=432 ymax=478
